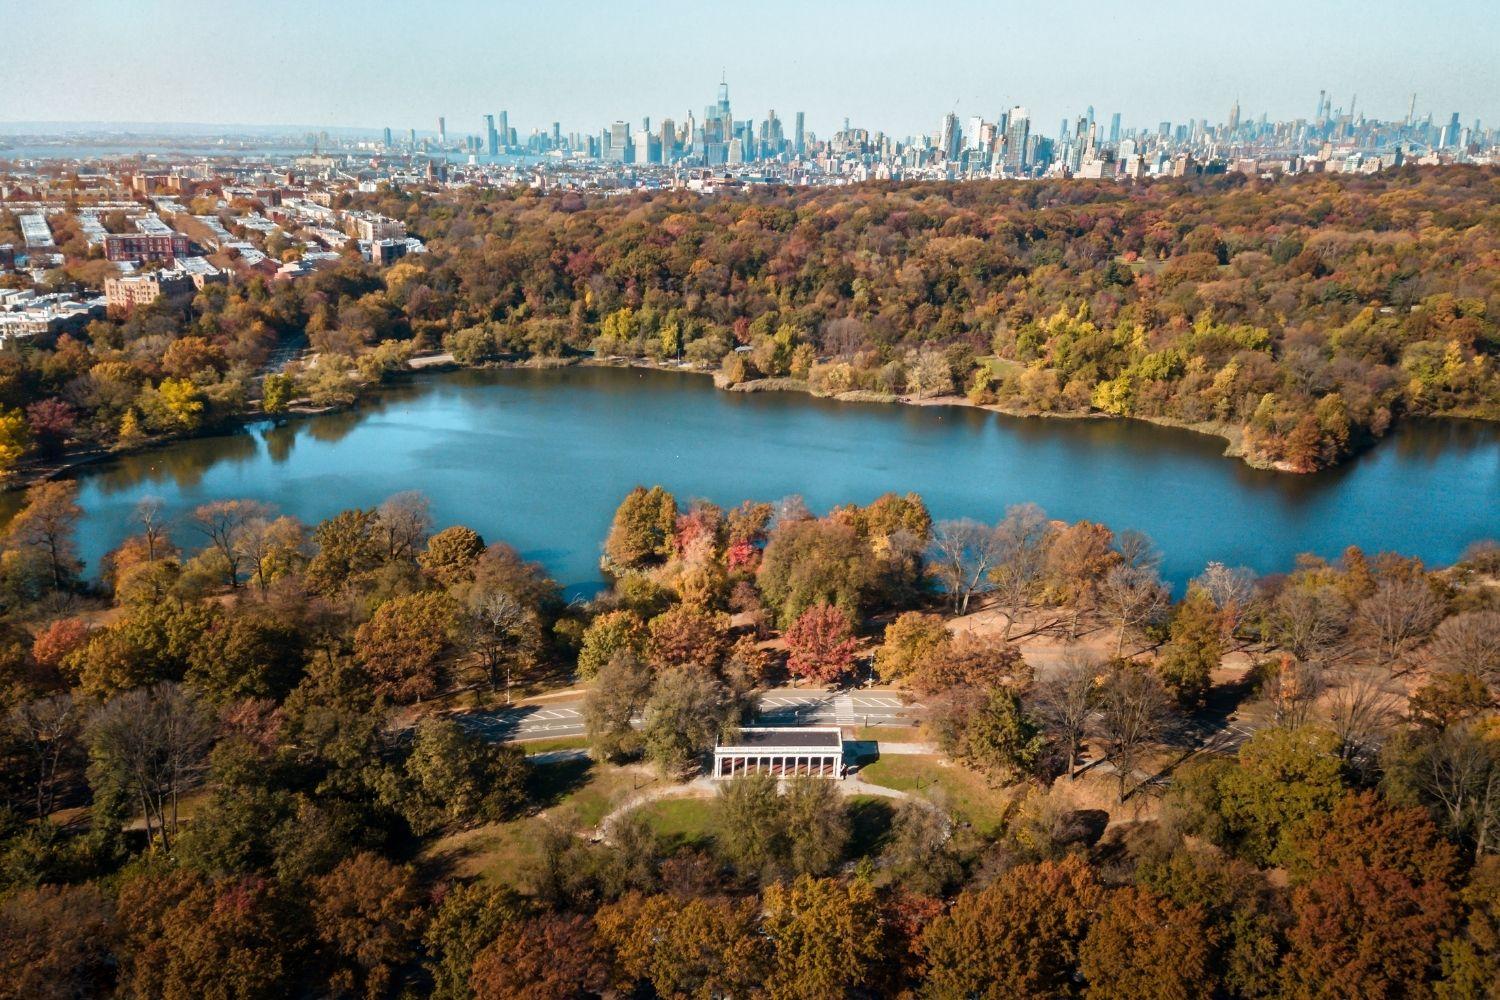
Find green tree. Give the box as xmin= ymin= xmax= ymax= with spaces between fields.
xmin=422 ymin=883 xmax=525 ymax=1000
xmin=1157 ymin=587 xmax=1225 ymax=706
xmin=642 ymin=665 xmax=735 ymax=777
xmin=1217 ymin=726 xmax=1347 ymax=866
xmin=583 ymin=650 xmax=653 ymax=761
xmin=577 ymin=610 xmax=646 ymax=680
xmin=397 ymin=718 xmax=527 ymax=833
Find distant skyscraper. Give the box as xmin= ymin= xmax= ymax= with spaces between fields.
xmin=609 ymin=120 xmax=631 ymax=162
xmin=484 ymin=114 xmax=497 ymax=156
xmin=794 ymin=111 xmax=805 ymax=155
xmin=1228 ymin=100 xmax=1241 ymax=134
xmin=940 ymin=112 xmax=960 ymax=160
xmin=659 ymin=118 xmax=676 ymax=161
xmin=498 ymin=111 xmax=509 ymax=150
xmin=1003 ymin=107 xmax=1030 ymax=173
xmin=1108 ymin=113 xmax=1121 ymax=145
xmin=438 ymin=116 xmax=447 ymax=145
xmin=408 ymin=127 xmax=417 ymax=149
xmin=552 ymin=122 xmax=562 ymax=149
xmin=382 ymin=126 xmax=393 ymax=149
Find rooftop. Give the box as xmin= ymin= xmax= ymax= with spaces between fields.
xmin=718 ymin=727 xmax=842 ymax=750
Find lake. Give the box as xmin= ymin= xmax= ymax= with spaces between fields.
xmin=34 ymin=366 xmax=1500 ymax=597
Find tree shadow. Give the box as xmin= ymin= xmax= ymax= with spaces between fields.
xmin=846 ymin=798 xmax=896 ymax=859
xmin=526 ymin=756 xmax=594 ymax=810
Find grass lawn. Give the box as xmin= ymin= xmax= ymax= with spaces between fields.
xmin=635 ymin=797 xmax=717 ymax=846
xmin=976 ymin=354 xmax=1024 ymax=379
xmin=859 ymin=755 xmax=1013 ymax=836
xmin=422 ymin=758 xmax=664 ymax=888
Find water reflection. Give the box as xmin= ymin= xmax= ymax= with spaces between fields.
xmin=8 ymin=366 xmax=1496 ymax=597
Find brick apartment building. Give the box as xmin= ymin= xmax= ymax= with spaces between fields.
xmin=103 ymin=232 xmax=192 ymax=263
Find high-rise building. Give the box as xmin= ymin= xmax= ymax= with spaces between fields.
xmin=484 ymin=115 xmax=498 ymax=156
xmin=498 ymin=111 xmax=509 ymax=150
xmin=609 ymin=121 xmax=631 ymax=162
xmin=408 ymin=127 xmax=417 ymax=149
xmin=1228 ymin=100 xmax=1241 ymax=134
xmin=794 ymin=111 xmax=805 ymax=155
xmin=1003 ymin=107 xmax=1030 ymax=173
xmin=552 ymin=122 xmax=562 ymax=149
xmin=438 ymin=116 xmax=447 ymax=145
xmin=940 ymin=112 xmax=960 ymax=160
xmin=659 ymin=118 xmax=676 ymax=161
xmin=1108 ymin=113 xmax=1121 ymax=145
xmin=382 ymin=126 xmax=393 ymax=149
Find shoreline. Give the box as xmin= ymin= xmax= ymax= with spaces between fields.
xmin=7 ymin=350 xmax=1488 ymax=494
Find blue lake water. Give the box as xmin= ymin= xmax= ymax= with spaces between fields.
xmin=44 ymin=366 xmax=1500 ymax=597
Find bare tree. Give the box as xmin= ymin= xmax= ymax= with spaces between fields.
xmin=8 ymin=693 xmax=82 ymax=819
xmin=929 ymin=519 xmax=1003 ymax=614
xmin=1114 ymin=529 xmax=1162 ymax=573
xmin=1258 ymin=655 xmax=1324 ymax=728
xmin=1426 ymin=610 xmax=1500 ymax=683
xmin=1353 ymin=577 xmax=1444 ymax=670
xmin=234 ymin=514 xmax=308 ymax=595
xmin=1091 ymin=662 xmax=1173 ymax=800
xmin=1097 ymin=564 xmax=1168 ymax=657
xmin=989 ymin=503 xmax=1052 ymax=639
xmin=1034 ymin=654 xmax=1102 ymax=779
xmin=1269 ymin=584 xmax=1351 ymax=661
xmin=375 ymin=491 xmax=432 ymax=561
xmin=1192 ymin=562 xmax=1258 ymax=638
xmin=905 ymin=350 xmax=954 ymax=400
xmin=1418 ymin=724 xmax=1500 ymax=860
xmin=134 ymin=495 xmax=169 ymax=562
xmin=1324 ymin=668 xmax=1400 ymax=766
xmin=468 ymin=588 xmax=537 ymax=702
xmin=190 ymin=499 xmax=271 ymax=589
xmin=87 ymin=683 xmax=213 ymax=852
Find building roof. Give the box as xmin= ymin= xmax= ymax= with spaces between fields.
xmin=717 ymin=727 xmax=842 ymax=751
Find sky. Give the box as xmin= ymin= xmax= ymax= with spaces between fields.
xmin=2 ymin=0 xmax=1497 ymax=139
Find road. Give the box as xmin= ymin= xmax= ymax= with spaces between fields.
xmin=457 ymin=688 xmax=923 ymax=743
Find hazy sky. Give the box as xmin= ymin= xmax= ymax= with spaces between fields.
xmin=2 ymin=0 xmax=1496 ymax=138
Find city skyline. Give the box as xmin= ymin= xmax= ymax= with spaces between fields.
xmin=2 ymin=0 xmax=1498 ymax=137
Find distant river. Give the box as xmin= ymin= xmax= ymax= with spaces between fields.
xmin=26 ymin=367 xmax=1500 ymax=597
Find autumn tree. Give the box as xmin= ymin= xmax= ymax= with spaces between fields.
xmin=397 ymin=718 xmax=528 ymax=833
xmin=989 ymin=502 xmax=1053 ymax=638
xmin=0 ymin=883 xmax=117 ymax=1000
xmin=470 ymin=913 xmax=609 ymax=1000
xmin=646 ymin=604 xmax=733 ymax=670
xmin=642 ymin=665 xmax=736 ymax=776
xmin=762 ymin=875 xmax=886 ymax=1000
xmin=576 ymin=609 xmax=646 ymax=680
xmin=4 ymin=480 xmax=82 ymax=591
xmin=87 ymin=682 xmax=214 ymax=851
xmin=1079 ymin=887 xmax=1214 ymax=1000
xmin=1046 ymin=520 xmax=1120 ymax=639
xmin=919 ymin=856 xmax=1103 ymax=999
xmin=604 ymin=485 xmax=678 ymax=570
xmin=1097 ymin=562 xmax=1168 ymax=656
xmin=875 ymin=612 xmax=950 ymax=683
xmin=1281 ymin=791 xmax=1461 ymax=999
xmin=353 ymin=591 xmax=461 ymax=703
xmin=784 ymin=602 xmax=860 ymax=685
xmin=419 ymin=524 xmax=486 ymax=587
xmin=189 ymin=498 xmax=271 ymax=589
xmin=757 ymin=517 xmax=876 ymax=627
xmin=422 ymin=883 xmax=525 ymax=1000
xmin=310 ymin=851 xmax=429 ymax=1000
xmin=596 ymin=891 xmax=768 ymax=999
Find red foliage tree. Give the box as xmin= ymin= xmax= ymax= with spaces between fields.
xmin=784 ymin=603 xmax=860 ymax=685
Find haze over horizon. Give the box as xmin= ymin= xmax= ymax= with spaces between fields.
xmin=2 ymin=0 xmax=1497 ymax=139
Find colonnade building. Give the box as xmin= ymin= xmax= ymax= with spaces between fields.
xmin=712 ymin=727 xmax=844 ymax=780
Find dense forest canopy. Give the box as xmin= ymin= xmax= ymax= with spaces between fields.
xmin=0 ymin=469 xmax=1497 ymax=997
xmin=1 ymin=166 xmax=1497 ymax=478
